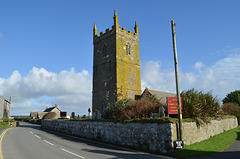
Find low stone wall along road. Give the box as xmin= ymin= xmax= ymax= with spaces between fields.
xmin=1 ymin=122 xmax=171 ymax=159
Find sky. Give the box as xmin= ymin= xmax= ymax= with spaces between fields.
xmin=0 ymin=0 xmax=240 ymax=116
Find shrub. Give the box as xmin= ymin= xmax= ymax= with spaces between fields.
xmin=14 ymin=117 xmax=31 ymax=121
xmin=1 ymin=118 xmax=15 ymax=122
xmin=221 ymin=103 xmax=240 ymax=116
xmin=103 ymin=98 xmax=163 ymax=120
xmin=222 ymin=90 xmax=240 ymax=106
xmin=103 ymin=98 xmax=131 ymax=119
xmin=42 ymin=112 xmax=57 ymax=119
xmin=181 ymin=89 xmax=221 ymax=122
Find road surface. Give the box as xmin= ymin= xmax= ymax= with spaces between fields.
xmin=2 ymin=122 xmax=172 ymax=159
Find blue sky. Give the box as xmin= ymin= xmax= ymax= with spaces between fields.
xmin=0 ymin=0 xmax=240 ymax=115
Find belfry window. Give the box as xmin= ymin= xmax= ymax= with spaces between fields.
xmin=126 ymin=43 xmax=131 ymax=55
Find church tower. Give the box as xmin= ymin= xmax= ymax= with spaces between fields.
xmin=92 ymin=10 xmax=141 ymax=115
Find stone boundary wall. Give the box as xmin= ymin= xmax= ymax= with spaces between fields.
xmin=171 ymin=118 xmax=238 ymax=145
xmin=42 ymin=117 xmax=238 ymax=153
xmin=41 ymin=120 xmax=173 ymax=153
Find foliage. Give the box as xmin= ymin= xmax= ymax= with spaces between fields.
xmin=30 ymin=119 xmax=42 ymax=125
xmin=145 ymin=94 xmax=160 ymax=103
xmin=181 ymin=89 xmax=221 ymax=122
xmin=66 ymin=116 xmax=196 ymax=124
xmin=174 ymin=126 xmax=240 ymax=158
xmin=1 ymin=118 xmax=15 ymax=122
xmin=14 ymin=117 xmax=42 ymax=125
xmin=42 ymin=112 xmax=57 ymax=119
xmin=122 ymin=117 xmax=194 ymax=124
xmin=0 ymin=118 xmax=15 ymax=128
xmin=103 ymin=98 xmax=163 ymax=120
xmin=14 ymin=116 xmax=31 ymax=121
xmin=0 ymin=122 xmax=10 ymax=128
xmin=221 ymin=103 xmax=240 ymax=116
xmin=222 ymin=90 xmax=240 ymax=106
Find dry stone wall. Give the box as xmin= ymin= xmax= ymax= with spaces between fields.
xmin=171 ymin=118 xmax=238 ymax=145
xmin=42 ymin=120 xmax=173 ymax=153
xmin=42 ymin=117 xmax=238 ymax=153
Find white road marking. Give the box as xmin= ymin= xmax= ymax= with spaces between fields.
xmin=30 ymin=130 xmax=84 ymax=158
xmin=34 ymin=135 xmax=41 ymax=139
xmin=61 ymin=148 xmax=85 ymax=159
xmin=43 ymin=140 xmax=54 ymax=146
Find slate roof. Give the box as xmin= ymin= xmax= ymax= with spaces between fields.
xmin=44 ymin=105 xmax=61 ymax=112
xmin=142 ymin=88 xmax=176 ymax=104
xmin=44 ymin=107 xmax=55 ymax=112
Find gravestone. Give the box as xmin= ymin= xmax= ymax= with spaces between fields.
xmin=159 ymin=106 xmax=165 ymax=118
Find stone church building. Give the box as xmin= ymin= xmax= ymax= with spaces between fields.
xmin=92 ymin=10 xmax=141 ymax=116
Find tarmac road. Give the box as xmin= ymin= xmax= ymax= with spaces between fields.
xmin=1 ymin=122 xmax=172 ymax=159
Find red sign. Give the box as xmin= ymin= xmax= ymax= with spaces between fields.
xmin=167 ymin=97 xmax=183 ymax=114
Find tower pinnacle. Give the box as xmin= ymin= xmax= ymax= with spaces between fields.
xmin=134 ymin=21 xmax=139 ymax=35
xmin=93 ymin=23 xmax=98 ymax=37
xmin=113 ymin=10 xmax=119 ymax=27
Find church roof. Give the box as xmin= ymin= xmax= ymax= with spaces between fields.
xmin=142 ymin=88 xmax=176 ymax=104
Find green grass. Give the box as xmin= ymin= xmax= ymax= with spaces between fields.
xmin=0 ymin=122 xmax=10 ymax=128
xmin=1 ymin=118 xmax=15 ymax=122
xmin=174 ymin=126 xmax=240 ymax=158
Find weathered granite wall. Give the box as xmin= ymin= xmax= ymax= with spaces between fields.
xmin=41 ymin=120 xmax=173 ymax=153
xmin=41 ymin=117 xmax=238 ymax=153
xmin=171 ymin=118 xmax=238 ymax=145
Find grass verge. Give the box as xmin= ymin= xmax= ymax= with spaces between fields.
xmin=0 ymin=122 xmax=10 ymax=128
xmin=174 ymin=126 xmax=240 ymax=158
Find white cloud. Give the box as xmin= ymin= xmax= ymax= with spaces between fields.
xmin=194 ymin=61 xmax=204 ymax=70
xmin=141 ymin=61 xmax=175 ymax=92
xmin=0 ymin=67 xmax=92 ymax=115
xmin=141 ymin=53 xmax=240 ymax=102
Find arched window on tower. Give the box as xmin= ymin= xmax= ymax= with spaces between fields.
xmin=126 ymin=43 xmax=131 ymax=55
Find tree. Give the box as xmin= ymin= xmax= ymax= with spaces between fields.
xmin=221 ymin=103 xmax=240 ymax=116
xmin=222 ymin=90 xmax=240 ymax=106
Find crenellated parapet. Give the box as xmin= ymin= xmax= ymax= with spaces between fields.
xmin=117 ymin=26 xmax=139 ymax=42
xmin=93 ymin=10 xmax=139 ymax=44
xmin=93 ymin=27 xmax=115 ymax=44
